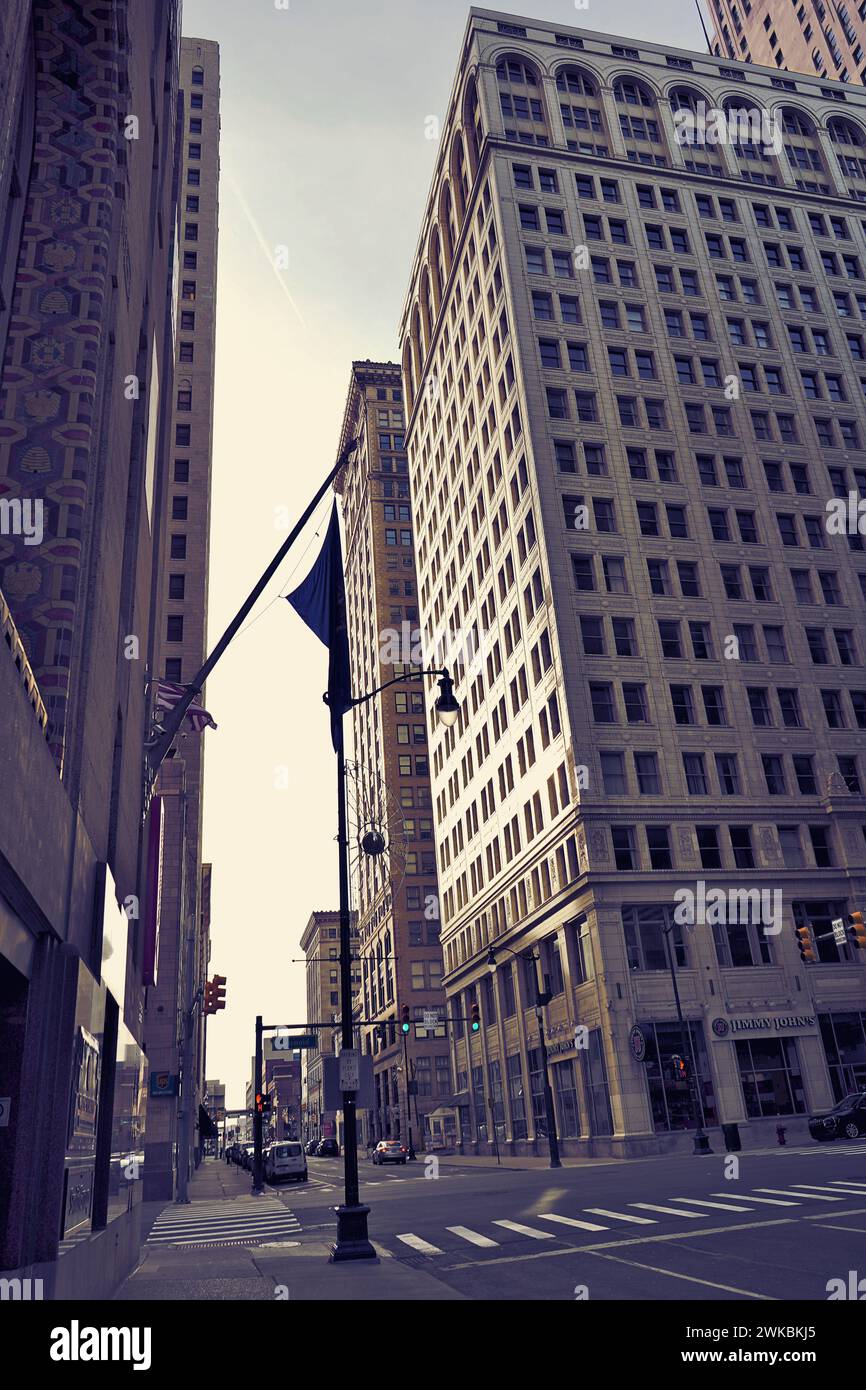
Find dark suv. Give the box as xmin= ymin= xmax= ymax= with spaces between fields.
xmin=316 ymin=1137 xmax=340 ymax=1157
xmin=808 ymin=1091 xmax=866 ymax=1142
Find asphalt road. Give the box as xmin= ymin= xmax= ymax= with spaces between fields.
xmin=274 ymin=1142 xmax=866 ymax=1300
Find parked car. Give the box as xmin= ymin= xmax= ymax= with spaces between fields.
xmin=305 ymin=1139 xmax=320 ymax=1156
xmin=265 ymin=1141 xmax=308 ymax=1184
xmin=372 ymin=1139 xmax=408 ymax=1165
xmin=316 ymin=1137 xmax=340 ymax=1157
xmin=808 ymin=1091 xmax=866 ymax=1142
xmin=241 ymin=1144 xmax=257 ymax=1169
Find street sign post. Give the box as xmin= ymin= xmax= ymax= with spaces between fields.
xmin=339 ymin=1049 xmax=360 ymax=1093
xmin=832 ymin=918 xmax=846 ymax=946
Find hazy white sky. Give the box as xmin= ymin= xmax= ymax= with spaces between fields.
xmin=183 ymin=0 xmax=707 ymax=1106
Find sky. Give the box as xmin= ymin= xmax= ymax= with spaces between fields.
xmin=183 ymin=0 xmax=708 ymax=1106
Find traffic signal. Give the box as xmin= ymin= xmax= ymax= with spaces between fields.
xmin=255 ymin=1093 xmax=272 ymax=1115
xmin=669 ymin=1054 xmax=688 ymax=1086
xmin=795 ymin=923 xmax=817 ymax=963
xmin=470 ymin=1002 xmax=480 ymax=1032
xmin=400 ymin=1005 xmax=411 ymax=1035
xmin=849 ymin=911 xmax=866 ymax=950
xmin=203 ymin=975 xmax=227 ymax=1016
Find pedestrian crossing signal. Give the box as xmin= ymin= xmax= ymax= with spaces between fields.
xmin=849 ymin=911 xmax=866 ymax=950
xmin=795 ymin=924 xmax=817 ymax=963
xmin=470 ymin=1002 xmax=480 ymax=1032
xmin=255 ymin=1093 xmax=272 ymax=1114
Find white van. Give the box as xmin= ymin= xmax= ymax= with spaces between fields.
xmin=265 ymin=1141 xmax=307 ymax=1184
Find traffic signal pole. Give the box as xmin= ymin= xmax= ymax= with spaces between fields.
xmin=252 ymin=1014 xmax=264 ymax=1195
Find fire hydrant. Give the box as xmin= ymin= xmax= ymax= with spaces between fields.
xmin=776 ymin=1124 xmax=787 ymax=1146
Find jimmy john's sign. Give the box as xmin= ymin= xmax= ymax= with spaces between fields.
xmin=711 ymin=1013 xmax=817 ymax=1039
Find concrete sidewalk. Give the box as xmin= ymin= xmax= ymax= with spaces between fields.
xmin=114 ymin=1159 xmax=465 ymax=1301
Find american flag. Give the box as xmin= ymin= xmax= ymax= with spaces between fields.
xmin=152 ymin=679 xmax=217 ymax=733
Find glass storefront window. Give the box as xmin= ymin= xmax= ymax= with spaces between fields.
xmin=553 ymin=1059 xmax=581 ymax=1137
xmin=583 ymin=1027 xmax=614 ymax=1135
xmin=641 ymin=1020 xmax=717 ymax=1131
xmin=471 ymin=1064 xmax=487 ymax=1144
xmin=506 ymin=1052 xmax=527 ymax=1139
xmin=735 ymin=1037 xmax=806 ymax=1118
xmin=819 ymin=1012 xmax=866 ymax=1101
xmin=527 ymin=1047 xmax=547 ymax=1136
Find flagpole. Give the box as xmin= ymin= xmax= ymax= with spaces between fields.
xmin=145 ymin=439 xmax=357 ymax=785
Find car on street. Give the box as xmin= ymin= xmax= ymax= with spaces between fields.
xmin=241 ymin=1144 xmax=256 ymax=1169
xmin=265 ymin=1141 xmax=307 ymax=1184
xmin=371 ymin=1139 xmax=408 ymax=1165
xmin=305 ymin=1139 xmax=320 ymax=1155
xmin=808 ymin=1091 xmax=866 ymax=1141
xmin=316 ymin=1137 xmax=340 ymax=1157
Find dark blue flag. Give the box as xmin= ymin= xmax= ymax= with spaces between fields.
xmin=286 ymin=501 xmax=352 ymax=751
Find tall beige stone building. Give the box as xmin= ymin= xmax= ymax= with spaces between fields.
xmin=337 ymin=361 xmax=453 ymax=1151
xmin=144 ymin=36 xmax=220 ymax=1198
xmin=399 ymin=8 xmax=866 ymax=1157
xmin=708 ymin=0 xmax=866 ymax=83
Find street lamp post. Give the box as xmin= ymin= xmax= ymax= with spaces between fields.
xmin=662 ymin=924 xmax=712 ymax=1155
xmin=487 ymin=946 xmax=561 ymax=1169
xmin=328 ymin=667 xmax=459 ymax=1261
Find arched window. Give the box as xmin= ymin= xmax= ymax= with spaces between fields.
xmin=463 ymin=77 xmax=482 ymax=176
xmin=555 ymin=66 xmax=609 ymax=157
xmin=722 ymin=97 xmax=779 ymax=187
xmin=613 ymin=78 xmax=668 ymax=167
xmin=429 ymin=227 xmax=444 ymax=311
xmin=828 ymin=115 xmax=866 ymax=199
xmin=419 ymin=268 xmax=433 ymax=357
xmin=191 ymin=65 xmax=204 ymax=87
xmin=779 ymin=107 xmax=829 ymax=193
xmin=176 ymin=377 xmax=192 ymax=411
xmin=496 ymin=55 xmax=550 ymax=147
xmin=450 ymin=133 xmax=470 ymax=220
xmin=439 ymin=183 xmax=457 ymax=270
xmin=669 ymin=86 xmax=724 ymax=178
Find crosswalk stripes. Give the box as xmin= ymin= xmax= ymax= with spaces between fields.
xmin=748 ymin=1142 xmax=866 ymax=1157
xmin=147 ymin=1196 xmax=301 ymax=1248
xmin=446 ymin=1225 xmax=499 ymax=1247
xmin=709 ymin=1191 xmax=798 ymax=1206
xmin=584 ymin=1207 xmax=656 ymax=1225
xmin=667 ymin=1197 xmax=757 ymax=1212
xmin=753 ymin=1187 xmax=843 ymax=1201
xmin=385 ymin=1174 xmax=866 ymax=1259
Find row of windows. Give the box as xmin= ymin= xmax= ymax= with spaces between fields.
xmin=600 ymin=747 xmax=865 ymax=798
xmin=609 ymin=820 xmax=847 ymax=873
xmin=587 ymin=677 xmax=866 ymax=729
xmin=562 ymin=490 xmax=858 ymax=551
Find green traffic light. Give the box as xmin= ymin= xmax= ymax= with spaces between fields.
xmin=471 ymin=1021 xmax=480 ymax=1032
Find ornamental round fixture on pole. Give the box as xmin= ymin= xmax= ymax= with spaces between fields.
xmin=434 ymin=672 xmax=460 ymax=727
xmin=486 ymin=948 xmax=498 ymax=973
xmin=360 ymin=829 xmax=386 ymax=857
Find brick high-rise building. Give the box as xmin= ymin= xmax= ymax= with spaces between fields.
xmin=143 ymin=36 xmax=220 ymax=1200
xmin=337 ymin=361 xmax=453 ymax=1151
xmin=0 ymin=0 xmax=180 ymax=1294
xmin=399 ymin=9 xmax=866 ymax=1157
xmin=707 ymin=0 xmax=866 ymax=84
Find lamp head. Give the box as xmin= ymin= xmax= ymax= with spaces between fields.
xmin=434 ymin=671 xmax=460 ymax=728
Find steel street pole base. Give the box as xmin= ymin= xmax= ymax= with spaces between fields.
xmin=692 ymin=1132 xmax=712 ymax=1154
xmin=330 ymin=1204 xmax=377 ymax=1262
